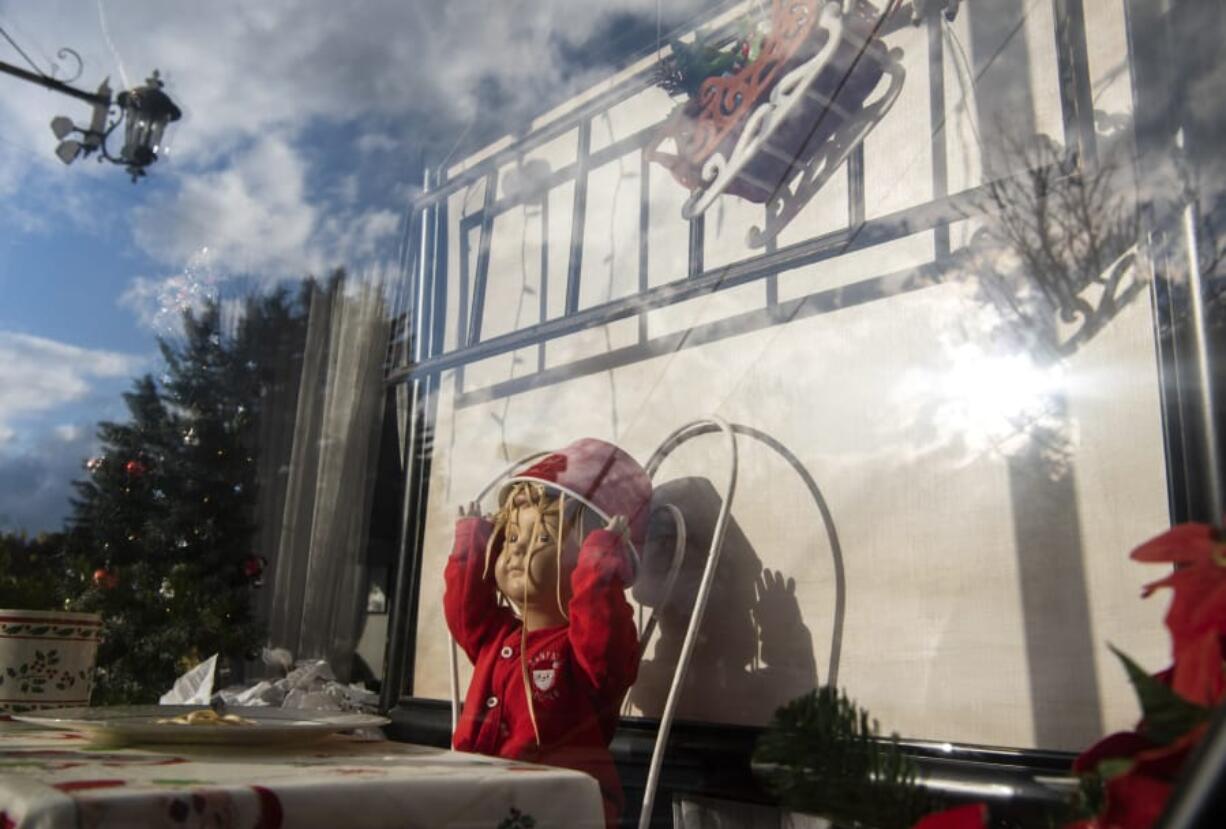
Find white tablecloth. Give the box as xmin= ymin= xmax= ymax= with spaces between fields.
xmin=0 ymin=717 xmax=604 ymax=828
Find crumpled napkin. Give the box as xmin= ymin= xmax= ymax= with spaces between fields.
xmin=159 ymin=648 xmax=383 ymax=739
xmin=159 ymin=653 xmax=218 ymax=705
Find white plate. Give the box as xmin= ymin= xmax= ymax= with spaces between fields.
xmin=13 ymin=705 xmax=390 ymax=746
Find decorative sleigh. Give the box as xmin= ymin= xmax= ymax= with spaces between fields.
xmin=644 ymin=0 xmax=905 ymax=247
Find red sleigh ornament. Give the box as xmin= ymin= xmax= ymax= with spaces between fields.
xmin=644 ymin=0 xmax=905 ymax=248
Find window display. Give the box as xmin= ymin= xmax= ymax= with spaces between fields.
xmin=396 ymin=0 xmax=1192 ymax=758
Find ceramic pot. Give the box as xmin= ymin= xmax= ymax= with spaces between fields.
xmin=0 ymin=609 xmax=102 ymax=713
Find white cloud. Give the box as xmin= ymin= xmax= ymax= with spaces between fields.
xmin=122 ymin=131 xmax=405 ymax=330
xmin=131 ymin=134 xmax=318 ymax=276
xmin=0 ymin=331 xmax=146 ymax=437
xmin=54 ymin=425 xmax=83 ymax=442
xmin=126 ymin=129 xmax=408 ymax=291
xmin=356 ymin=133 xmax=399 ymax=155
xmin=334 ymin=173 xmax=361 ymax=205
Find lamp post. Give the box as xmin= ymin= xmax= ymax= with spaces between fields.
xmin=0 ymin=57 xmax=181 ymax=181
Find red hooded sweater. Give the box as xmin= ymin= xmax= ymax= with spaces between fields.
xmin=444 ymin=516 xmax=639 ymax=829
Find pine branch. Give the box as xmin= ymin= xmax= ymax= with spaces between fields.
xmin=753 ymin=687 xmax=932 ymax=829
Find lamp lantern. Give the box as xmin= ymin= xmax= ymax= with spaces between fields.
xmin=114 ymin=71 xmax=181 ymax=175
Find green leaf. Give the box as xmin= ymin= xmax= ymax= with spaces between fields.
xmin=1096 ymin=757 xmax=1134 ymax=781
xmin=1110 ymin=644 xmax=1212 ymax=744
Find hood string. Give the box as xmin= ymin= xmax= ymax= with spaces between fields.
xmin=556 ymin=492 xmax=569 ymax=622
xmin=521 ymin=509 xmax=542 ymax=747
xmin=481 ymin=510 xmax=507 ymax=581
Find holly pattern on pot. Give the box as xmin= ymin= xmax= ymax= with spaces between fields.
xmin=0 ymin=622 xmax=102 ymax=639
xmin=0 ymin=648 xmax=92 ymax=696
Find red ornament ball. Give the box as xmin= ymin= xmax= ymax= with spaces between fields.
xmin=93 ymin=568 xmax=119 ymax=590
xmin=125 ymin=459 xmax=147 ymax=478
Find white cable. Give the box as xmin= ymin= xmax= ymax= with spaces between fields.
xmin=447 ymin=621 xmax=459 ymax=739
xmin=634 ymin=503 xmax=687 ymax=663
xmin=637 ymin=416 xmax=738 ymax=829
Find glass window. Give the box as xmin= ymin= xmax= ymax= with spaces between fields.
xmin=1 ymin=0 xmax=1222 ymax=798
xmin=392 ymin=0 xmax=1226 ymax=759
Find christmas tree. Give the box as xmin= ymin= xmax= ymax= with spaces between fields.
xmin=67 ymin=289 xmax=310 ymax=703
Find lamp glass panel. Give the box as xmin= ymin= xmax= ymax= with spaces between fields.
xmin=148 ymin=121 xmax=167 ymax=154
xmin=50 ymin=116 xmax=74 ymax=140
xmin=54 ymin=140 xmax=82 ymax=165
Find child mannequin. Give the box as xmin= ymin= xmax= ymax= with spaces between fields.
xmin=444 ymin=475 xmax=641 ymax=829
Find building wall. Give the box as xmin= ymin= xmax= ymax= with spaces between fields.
xmin=410 ymin=0 xmax=1169 ymax=752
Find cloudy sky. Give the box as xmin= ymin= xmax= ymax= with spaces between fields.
xmin=0 ymin=0 xmax=717 ymax=533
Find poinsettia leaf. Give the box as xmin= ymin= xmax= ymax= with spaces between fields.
xmin=1111 ymin=644 xmax=1212 ymax=743
xmin=1130 ymin=523 xmax=1216 ymax=564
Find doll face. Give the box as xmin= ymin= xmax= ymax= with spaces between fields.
xmin=494 ymin=498 xmax=562 ymax=609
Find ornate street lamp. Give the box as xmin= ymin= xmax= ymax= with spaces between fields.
xmin=1 ymin=52 xmax=182 ymax=182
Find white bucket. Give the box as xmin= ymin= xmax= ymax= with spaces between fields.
xmin=0 ymin=609 xmax=103 ymax=713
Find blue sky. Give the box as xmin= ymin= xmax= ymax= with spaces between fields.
xmin=0 ymin=0 xmax=712 ymax=533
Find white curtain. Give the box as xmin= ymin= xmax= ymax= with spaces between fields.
xmin=266 ymin=276 xmax=391 ymax=681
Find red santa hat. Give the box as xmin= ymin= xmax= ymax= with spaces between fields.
xmin=502 ymin=437 xmax=652 ymax=579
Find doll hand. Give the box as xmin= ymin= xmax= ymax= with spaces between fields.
xmin=458 ymin=501 xmax=481 ymax=519
xmin=604 ymin=514 xmax=629 ymax=539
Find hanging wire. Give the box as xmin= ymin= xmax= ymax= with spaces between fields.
xmin=943 ymin=21 xmax=986 ymax=153
xmin=656 ymin=0 xmax=662 ymax=56
xmin=0 ymin=23 xmax=50 ymax=79
xmin=438 ymin=112 xmax=476 ymax=173
xmin=96 ymin=0 xmax=131 ymax=90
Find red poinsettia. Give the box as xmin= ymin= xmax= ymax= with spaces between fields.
xmin=909 ymin=804 xmax=988 ymax=829
xmin=1073 ymin=722 xmax=1209 ymax=829
xmin=1131 ymin=522 xmax=1226 ymax=707
xmin=1061 ymin=522 xmax=1226 ymax=828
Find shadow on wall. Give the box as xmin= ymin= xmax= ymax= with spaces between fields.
xmin=630 ymin=476 xmax=819 ymax=726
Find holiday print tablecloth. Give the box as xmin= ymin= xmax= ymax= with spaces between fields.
xmin=0 ymin=717 xmax=604 ymax=828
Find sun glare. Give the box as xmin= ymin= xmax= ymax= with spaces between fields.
xmin=937 ymin=347 xmax=1066 ymax=453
